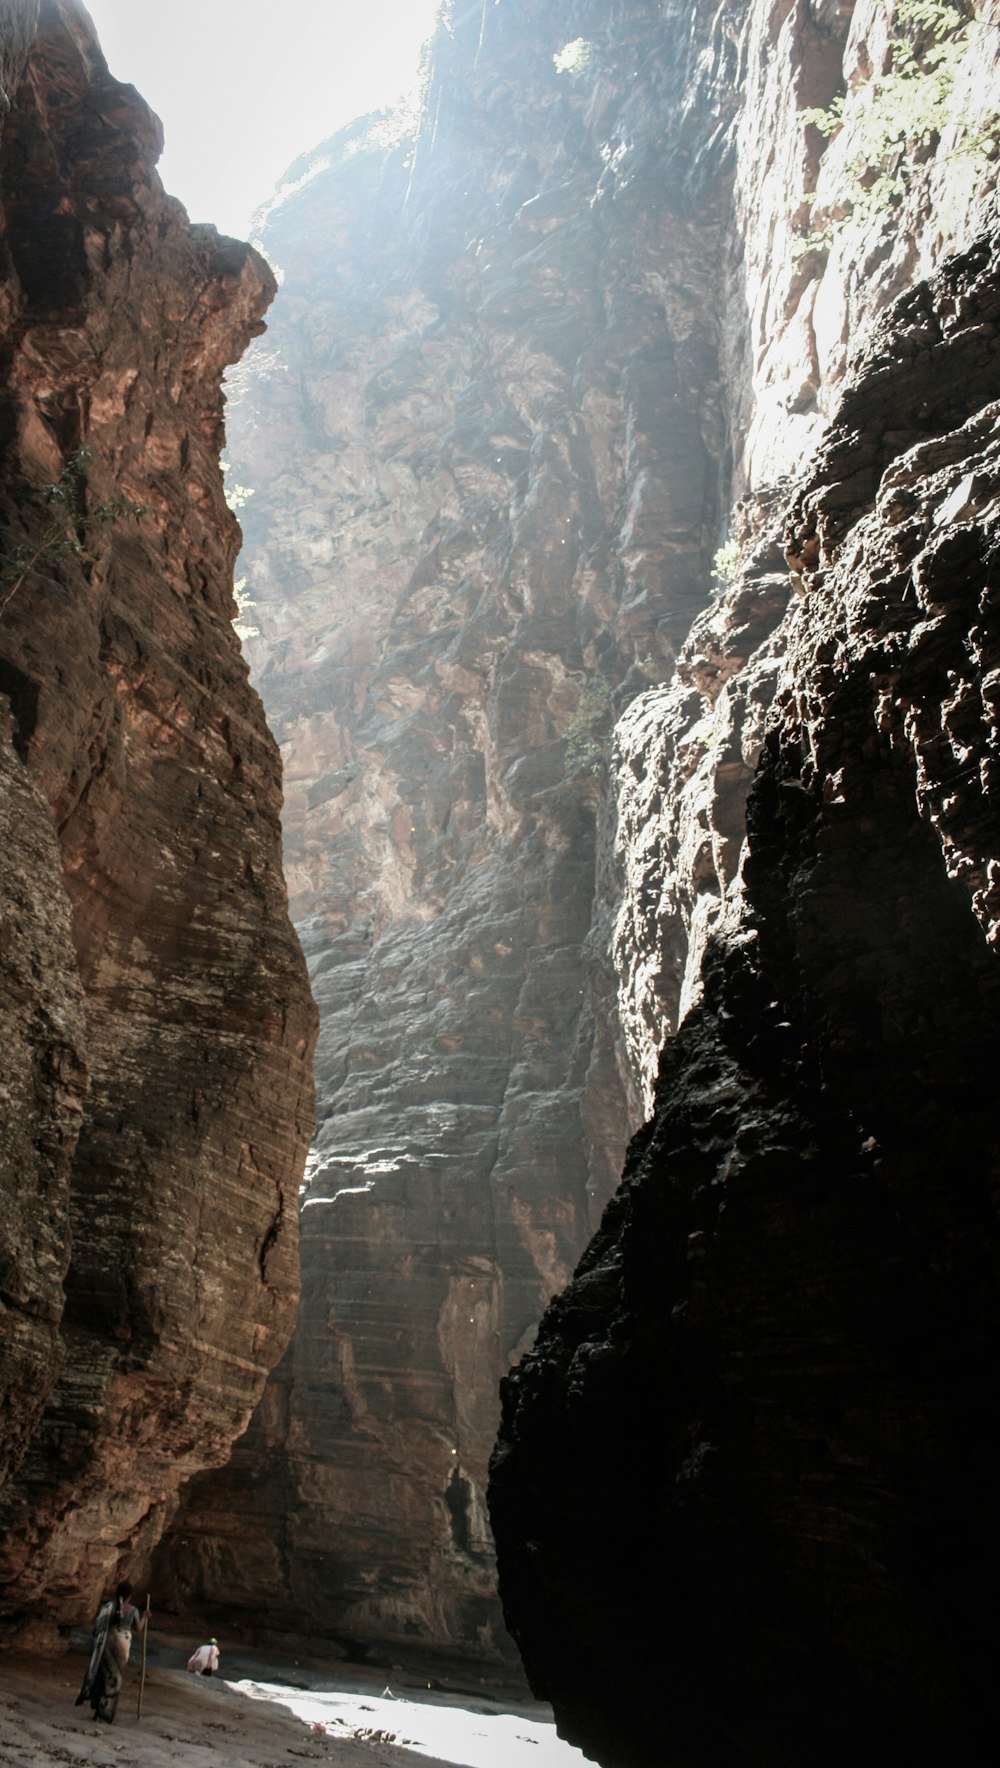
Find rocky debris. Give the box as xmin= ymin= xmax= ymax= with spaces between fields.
xmin=490 ymin=218 xmax=1000 ymax=1767
xmin=0 ymin=0 xmax=315 ymax=1643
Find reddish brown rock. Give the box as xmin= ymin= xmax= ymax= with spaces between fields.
xmin=0 ymin=0 xmax=315 ymax=1644
xmin=0 ymin=730 xmax=87 ymax=1494
xmin=154 ymin=0 xmax=736 ymax=1673
xmin=155 ymin=0 xmax=1000 ymax=1700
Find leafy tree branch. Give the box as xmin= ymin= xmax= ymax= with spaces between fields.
xmin=799 ymin=1 xmax=998 ymax=239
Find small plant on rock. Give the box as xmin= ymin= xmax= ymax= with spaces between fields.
xmin=710 ymin=539 xmax=741 ymax=594
xmin=800 ymin=0 xmax=998 ymax=237
xmin=0 ymin=448 xmax=147 ymax=624
xmin=553 ymin=38 xmax=597 ymax=79
xmin=564 ymin=674 xmax=613 ymax=775
xmin=222 ymin=460 xmax=256 ymax=513
xmin=232 ymin=574 xmax=260 ymax=641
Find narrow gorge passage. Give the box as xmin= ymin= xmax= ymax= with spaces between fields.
xmin=3 ymin=5 xmax=1000 ymax=1767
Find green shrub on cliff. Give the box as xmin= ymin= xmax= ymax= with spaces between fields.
xmin=711 ymin=539 xmax=741 ymax=594
xmin=564 ymin=674 xmax=613 ymax=775
xmin=0 ymin=449 xmax=146 ymax=624
xmin=553 ymin=38 xmax=596 ymax=80
xmin=800 ymin=0 xmax=998 ymax=233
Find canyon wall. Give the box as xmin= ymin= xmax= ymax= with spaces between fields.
xmin=156 ymin=0 xmax=1000 ymax=1735
xmin=156 ymin=0 xmax=737 ymax=1673
xmin=491 ymin=218 xmax=1000 ymax=1767
xmin=0 ymin=0 xmax=315 ymax=1645
xmin=489 ymin=5 xmax=1000 ymax=1766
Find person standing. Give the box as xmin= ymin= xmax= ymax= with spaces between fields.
xmin=187 ymin=1638 xmax=220 ymax=1676
xmin=75 ymin=1579 xmax=149 ymax=1724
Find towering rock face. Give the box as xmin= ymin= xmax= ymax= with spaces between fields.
xmin=487 ymin=3 xmax=1000 ymax=1762
xmin=0 ymin=0 xmax=315 ymax=1644
xmin=161 ymin=0 xmax=1000 ymax=1733
xmin=491 ymin=224 xmax=1000 ymax=1766
xmin=158 ymin=0 xmax=734 ymax=1671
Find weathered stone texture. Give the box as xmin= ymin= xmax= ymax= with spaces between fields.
xmin=487 ymin=4 xmax=1000 ymax=1762
xmin=491 ymin=221 xmax=1000 ymax=1766
xmin=0 ymin=0 xmax=315 ymax=1644
xmin=610 ymin=0 xmax=1000 ymax=1115
xmin=157 ymin=0 xmax=1000 ymax=1694
xmin=0 ymin=730 xmax=87 ymax=1492
xmin=157 ymin=0 xmax=736 ymax=1672
xmin=728 ymin=0 xmax=1000 ymax=491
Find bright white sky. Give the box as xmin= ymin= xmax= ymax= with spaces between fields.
xmin=83 ymin=0 xmax=443 ymax=236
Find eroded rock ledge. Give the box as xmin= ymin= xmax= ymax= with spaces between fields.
xmin=489 ymin=221 xmax=1000 ymax=1767
xmin=0 ymin=0 xmax=315 ymax=1645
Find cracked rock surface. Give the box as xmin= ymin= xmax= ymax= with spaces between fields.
xmin=0 ymin=0 xmax=315 ymax=1643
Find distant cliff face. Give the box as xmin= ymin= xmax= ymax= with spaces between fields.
xmin=157 ymin=0 xmax=734 ymax=1672
xmin=0 ymin=0 xmax=315 ymax=1644
xmin=157 ymin=0 xmax=1000 ymax=1733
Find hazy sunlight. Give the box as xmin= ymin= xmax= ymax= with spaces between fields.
xmin=84 ymin=0 xmax=442 ymax=236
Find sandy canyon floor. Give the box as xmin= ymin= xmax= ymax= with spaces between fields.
xmin=0 ymin=1636 xmax=594 ymax=1768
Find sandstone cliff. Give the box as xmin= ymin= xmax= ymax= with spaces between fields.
xmin=0 ymin=0 xmax=315 ymax=1645
xmin=156 ymin=0 xmax=735 ymax=1673
xmin=489 ymin=2 xmax=1000 ymax=1762
xmin=155 ymin=0 xmax=1000 ymax=1739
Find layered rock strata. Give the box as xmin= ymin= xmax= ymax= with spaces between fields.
xmin=0 ymin=0 xmax=315 ymax=1645
xmin=162 ymin=0 xmax=1000 ymax=1712
xmin=157 ymin=0 xmax=735 ymax=1670
xmin=490 ymin=220 xmax=1000 ymax=1766
xmin=0 ymin=730 xmax=87 ymax=1495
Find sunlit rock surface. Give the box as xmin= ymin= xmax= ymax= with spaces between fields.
xmin=158 ymin=0 xmax=1000 ymax=1740
xmin=156 ymin=0 xmax=733 ymax=1673
xmin=0 ymin=0 xmax=315 ymax=1645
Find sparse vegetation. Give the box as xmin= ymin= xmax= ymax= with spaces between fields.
xmin=232 ymin=574 xmax=260 ymax=641
xmin=0 ymin=448 xmax=147 ymax=623
xmin=564 ymin=674 xmax=613 ymax=774
xmin=800 ymin=0 xmax=998 ymax=237
xmin=686 ymin=711 xmax=717 ymax=751
xmin=710 ymin=539 xmax=740 ymax=594
xmin=222 ymin=461 xmax=256 ymax=514
xmin=553 ymin=37 xmax=596 ymax=79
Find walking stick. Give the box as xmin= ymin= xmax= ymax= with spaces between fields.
xmin=136 ymin=1592 xmax=150 ymax=1721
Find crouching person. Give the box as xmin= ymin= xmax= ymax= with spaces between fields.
xmin=187 ymin=1638 xmax=220 ymax=1676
